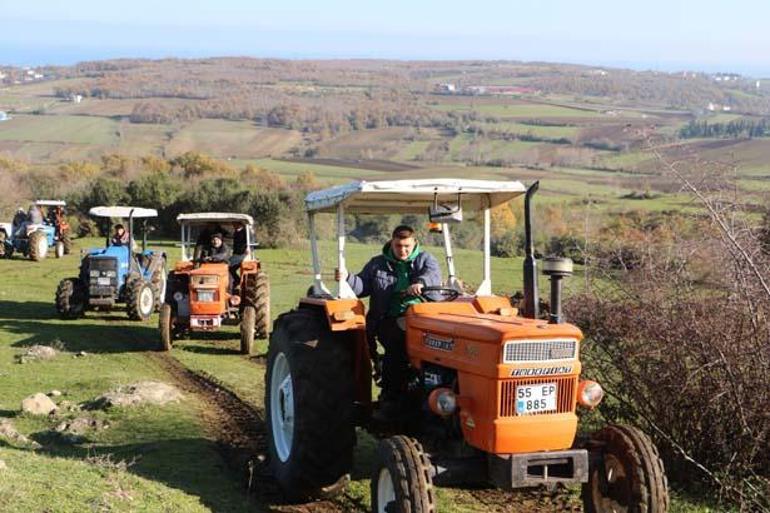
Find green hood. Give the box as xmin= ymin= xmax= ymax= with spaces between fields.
xmin=384 ymin=242 xmax=422 ymax=316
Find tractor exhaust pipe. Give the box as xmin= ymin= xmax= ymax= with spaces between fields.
xmin=522 ymin=181 xmax=539 ymax=319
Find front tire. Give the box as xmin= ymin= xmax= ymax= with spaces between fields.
xmin=240 ymin=305 xmax=256 ymax=355
xmin=583 ymin=424 xmax=669 ymax=513
xmin=159 ymin=303 xmax=174 ymax=351
xmin=371 ymin=436 xmax=436 ymax=513
xmin=126 ymin=280 xmax=155 ymax=321
xmin=265 ymin=308 xmax=355 ymax=501
xmin=28 ymin=231 xmax=48 ymax=261
xmin=56 ymin=278 xmax=86 ymax=319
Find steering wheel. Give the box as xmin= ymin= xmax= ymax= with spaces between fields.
xmin=405 ymin=286 xmax=461 ymax=302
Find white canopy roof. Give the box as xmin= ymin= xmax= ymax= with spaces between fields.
xmin=305 ymin=178 xmax=528 ymax=214
xmin=35 ymin=200 xmax=66 ymax=206
xmin=89 ymin=206 xmax=158 ymax=219
xmin=176 ymin=212 xmax=254 ymax=226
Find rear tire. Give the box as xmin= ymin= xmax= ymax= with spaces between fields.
xmin=28 ymin=231 xmax=48 ymax=261
xmin=583 ymin=424 xmax=669 ymax=513
xmin=55 ymin=240 xmax=65 ymax=258
xmin=62 ymin=233 xmax=73 ymax=254
xmin=151 ymin=258 xmax=167 ymax=312
xmin=159 ymin=303 xmax=174 ymax=351
xmin=371 ymin=436 xmax=436 ymax=513
xmin=265 ymin=308 xmax=355 ymax=501
xmin=240 ymin=305 xmax=255 ymax=355
xmin=126 ymin=280 xmax=155 ymax=321
xmin=56 ymin=278 xmax=86 ymax=319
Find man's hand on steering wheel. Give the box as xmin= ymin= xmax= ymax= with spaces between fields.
xmin=405 ymin=283 xmax=424 ymax=297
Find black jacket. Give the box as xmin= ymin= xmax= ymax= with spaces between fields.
xmin=200 ymin=242 xmax=232 ymax=263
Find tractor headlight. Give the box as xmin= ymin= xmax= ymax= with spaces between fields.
xmin=173 ymin=291 xmax=184 ymax=302
xmin=428 ymin=387 xmax=457 ymax=417
xmin=90 ymin=270 xmax=100 ymax=278
xmin=577 ymin=380 xmax=604 ymax=409
xmin=105 ymin=270 xmax=117 ymax=278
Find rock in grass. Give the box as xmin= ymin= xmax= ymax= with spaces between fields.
xmin=48 ymin=390 xmax=63 ymax=398
xmin=0 ymin=459 xmax=6 ymax=471
xmin=21 ymin=392 xmax=58 ymax=415
xmin=0 ymin=419 xmax=42 ymax=449
xmin=91 ymin=381 xmax=183 ymax=409
xmin=22 ymin=345 xmax=58 ymax=360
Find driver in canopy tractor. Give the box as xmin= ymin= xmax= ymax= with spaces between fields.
xmin=337 ymin=225 xmax=441 ymax=418
xmin=199 ymin=232 xmax=232 ymax=264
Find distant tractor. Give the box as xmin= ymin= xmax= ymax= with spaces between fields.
xmin=0 ymin=200 xmax=67 ymax=261
xmin=55 ymin=206 xmax=166 ymax=321
xmin=158 ymin=213 xmax=270 ymax=354
xmin=265 ymin=179 xmax=669 ymax=513
xmin=38 ymin=200 xmax=73 ymax=258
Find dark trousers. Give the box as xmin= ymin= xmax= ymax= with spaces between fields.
xmin=229 ymin=254 xmax=246 ymax=290
xmin=376 ymin=316 xmax=408 ymax=399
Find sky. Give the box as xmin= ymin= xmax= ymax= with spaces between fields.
xmin=1 ymin=0 xmax=769 ymax=76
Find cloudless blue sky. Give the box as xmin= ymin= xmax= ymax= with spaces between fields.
xmin=2 ymin=0 xmax=769 ymax=75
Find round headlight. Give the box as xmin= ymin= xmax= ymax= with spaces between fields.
xmin=428 ymin=387 xmax=457 ymax=416
xmin=173 ymin=291 xmax=184 ymax=302
xmin=577 ymin=380 xmax=604 ymax=409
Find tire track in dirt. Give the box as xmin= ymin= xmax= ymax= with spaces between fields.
xmin=147 ymin=352 xmax=358 ymax=513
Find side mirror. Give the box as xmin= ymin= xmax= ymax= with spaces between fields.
xmin=429 ymin=191 xmax=463 ymax=224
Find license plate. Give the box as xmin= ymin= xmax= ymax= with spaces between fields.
xmin=197 ymin=290 xmax=215 ymax=302
xmin=516 ymin=383 xmax=557 ymax=415
xmin=97 ymin=277 xmax=111 ymax=286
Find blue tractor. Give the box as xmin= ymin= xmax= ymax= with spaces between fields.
xmin=55 ymin=206 xmax=167 ymax=321
xmin=0 ymin=202 xmax=59 ymax=261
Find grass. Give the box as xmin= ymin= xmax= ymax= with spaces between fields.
xmin=432 ymin=101 xmax=604 ymax=118
xmin=0 ymin=235 xmax=730 ymax=512
xmin=0 ymin=114 xmax=118 ymax=146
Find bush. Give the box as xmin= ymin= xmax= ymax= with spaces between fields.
xmin=490 ymin=230 xmax=518 ymax=257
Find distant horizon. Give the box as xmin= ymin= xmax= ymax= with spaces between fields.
xmin=2 ymin=47 xmax=768 ymax=79
xmin=3 ymin=0 xmax=770 ymax=78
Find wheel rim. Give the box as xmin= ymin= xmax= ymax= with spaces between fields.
xmin=139 ymin=286 xmax=154 ymax=315
xmin=377 ymin=468 xmax=396 ymax=513
xmin=270 ymin=352 xmax=294 ymax=463
xmin=591 ymin=453 xmax=630 ymax=513
xmin=36 ymin=237 xmax=47 ymax=258
xmin=159 ymin=271 xmax=167 ymax=302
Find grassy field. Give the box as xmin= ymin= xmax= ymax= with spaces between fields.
xmin=0 ymin=236 xmax=725 ymax=512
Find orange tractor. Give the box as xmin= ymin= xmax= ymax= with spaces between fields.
xmin=265 ymin=179 xmax=668 ymax=513
xmin=159 ymin=213 xmax=270 ymax=354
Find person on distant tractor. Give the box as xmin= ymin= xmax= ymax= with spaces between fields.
xmin=27 ymin=204 xmax=43 ymax=225
xmin=338 ymin=225 xmax=441 ymax=417
xmin=229 ymin=222 xmax=248 ymax=291
xmin=111 ymin=224 xmax=130 ymax=246
xmin=199 ymin=232 xmax=231 ymax=264
xmin=12 ymin=208 xmax=27 ymax=237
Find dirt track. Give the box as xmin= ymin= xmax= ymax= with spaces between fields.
xmin=149 ymin=352 xmax=356 ymax=512
xmin=150 ymin=351 xmax=582 ymax=513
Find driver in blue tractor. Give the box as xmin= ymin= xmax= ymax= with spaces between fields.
xmin=337 ymin=225 xmax=442 ymax=418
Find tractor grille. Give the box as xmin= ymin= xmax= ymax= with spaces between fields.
xmin=88 ymin=257 xmax=118 ymax=297
xmin=503 ymin=339 xmax=576 ymax=363
xmin=499 ymin=376 xmax=576 ymax=417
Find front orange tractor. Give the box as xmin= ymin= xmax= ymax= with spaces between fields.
xmin=158 ymin=213 xmax=270 ymax=354
xmin=265 ymin=179 xmax=669 ymax=513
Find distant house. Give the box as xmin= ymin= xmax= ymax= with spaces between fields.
xmin=69 ymin=94 xmax=83 ymax=103
xmin=0 ymin=111 xmax=10 ymax=122
xmin=434 ymin=83 xmax=456 ymax=94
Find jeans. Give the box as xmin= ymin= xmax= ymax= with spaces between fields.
xmin=376 ymin=316 xmax=408 ymax=399
xmin=229 ymin=254 xmax=246 ymax=290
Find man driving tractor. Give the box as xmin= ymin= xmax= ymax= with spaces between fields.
xmin=338 ymin=225 xmax=441 ymax=416
xmin=199 ymin=232 xmax=232 ymax=264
